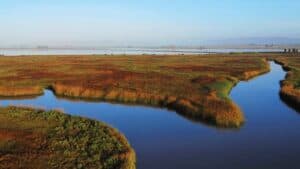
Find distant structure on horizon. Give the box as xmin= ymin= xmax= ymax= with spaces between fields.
xmin=284 ymin=48 xmax=299 ymax=55
xmin=37 ymin=46 xmax=49 ymax=50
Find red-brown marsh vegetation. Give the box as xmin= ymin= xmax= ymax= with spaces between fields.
xmin=0 ymin=54 xmax=270 ymax=127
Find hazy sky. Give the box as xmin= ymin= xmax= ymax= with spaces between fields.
xmin=1 ymin=0 xmax=300 ymax=46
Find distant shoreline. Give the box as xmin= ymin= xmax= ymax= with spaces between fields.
xmin=0 ymin=47 xmax=284 ymax=56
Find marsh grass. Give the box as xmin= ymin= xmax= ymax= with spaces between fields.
xmin=273 ymin=57 xmax=300 ymax=111
xmin=0 ymin=54 xmax=270 ymax=127
xmin=0 ymin=106 xmax=135 ymax=169
xmin=0 ymin=86 xmax=43 ymax=97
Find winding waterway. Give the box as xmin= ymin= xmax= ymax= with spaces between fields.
xmin=1 ymin=62 xmax=299 ymax=169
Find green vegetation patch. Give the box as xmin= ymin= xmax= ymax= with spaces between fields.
xmin=208 ymin=79 xmax=236 ymax=99
xmin=0 ymin=106 xmax=135 ymax=169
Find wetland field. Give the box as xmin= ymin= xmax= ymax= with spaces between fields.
xmin=0 ymin=53 xmax=299 ymax=169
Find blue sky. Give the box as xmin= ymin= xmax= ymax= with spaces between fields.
xmin=1 ymin=0 xmax=300 ymax=46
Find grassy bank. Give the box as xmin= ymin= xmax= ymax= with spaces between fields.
xmin=273 ymin=56 xmax=300 ymax=110
xmin=0 ymin=106 xmax=135 ymax=169
xmin=0 ymin=54 xmax=270 ymax=127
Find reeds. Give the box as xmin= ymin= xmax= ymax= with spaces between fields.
xmin=51 ymin=82 xmax=244 ymax=127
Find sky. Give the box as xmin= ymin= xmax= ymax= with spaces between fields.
xmin=1 ymin=0 xmax=300 ymax=46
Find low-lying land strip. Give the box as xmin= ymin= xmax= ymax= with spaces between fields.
xmin=0 ymin=106 xmax=135 ymax=169
xmin=0 ymin=54 xmax=271 ymax=127
xmin=273 ymin=55 xmax=300 ymax=110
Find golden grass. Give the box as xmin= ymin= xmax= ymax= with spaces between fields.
xmin=0 ymin=54 xmax=271 ymax=127
xmin=0 ymin=86 xmax=43 ymax=97
xmin=272 ymin=57 xmax=300 ymax=110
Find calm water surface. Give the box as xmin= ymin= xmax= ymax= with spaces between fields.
xmin=0 ymin=48 xmax=282 ymax=56
xmin=1 ymin=62 xmax=299 ymax=169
